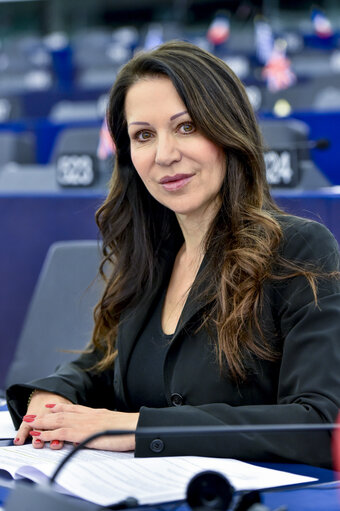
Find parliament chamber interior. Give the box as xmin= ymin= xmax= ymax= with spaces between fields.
xmin=1 ymin=1 xmax=340 ymax=510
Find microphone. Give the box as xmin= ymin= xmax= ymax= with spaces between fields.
xmin=310 ymin=138 xmax=330 ymax=150
xmin=186 ymin=471 xmax=266 ymax=511
xmin=263 ymin=137 xmax=330 ymax=151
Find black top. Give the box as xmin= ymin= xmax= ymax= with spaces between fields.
xmin=126 ymin=288 xmax=172 ymax=410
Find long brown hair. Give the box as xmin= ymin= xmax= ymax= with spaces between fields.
xmin=91 ymin=41 xmax=319 ymax=380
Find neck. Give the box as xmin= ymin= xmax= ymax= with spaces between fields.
xmin=175 ymin=202 xmax=218 ymax=260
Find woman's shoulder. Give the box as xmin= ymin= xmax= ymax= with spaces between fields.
xmin=274 ymin=213 xmax=339 ymax=266
xmin=276 ymin=212 xmax=332 ymax=235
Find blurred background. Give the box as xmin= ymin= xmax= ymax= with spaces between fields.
xmin=1 ymin=0 xmax=340 ymax=389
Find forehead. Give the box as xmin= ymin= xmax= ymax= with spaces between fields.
xmin=124 ymin=76 xmax=186 ymax=121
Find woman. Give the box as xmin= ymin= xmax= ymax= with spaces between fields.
xmin=7 ymin=41 xmax=340 ymax=467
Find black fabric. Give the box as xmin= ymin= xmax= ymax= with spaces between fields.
xmin=126 ymin=287 xmax=171 ymax=411
xmin=6 ymin=215 xmax=340 ymax=468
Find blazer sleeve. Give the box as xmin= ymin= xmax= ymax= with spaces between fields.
xmin=135 ymin=219 xmax=340 ymax=468
xmin=6 ymin=349 xmax=115 ymax=429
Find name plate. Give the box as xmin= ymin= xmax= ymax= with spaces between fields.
xmin=264 ymin=149 xmax=299 ymax=187
xmin=56 ymin=154 xmax=96 ymax=186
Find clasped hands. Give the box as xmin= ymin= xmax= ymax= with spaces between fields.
xmin=15 ymin=390 xmax=139 ymax=451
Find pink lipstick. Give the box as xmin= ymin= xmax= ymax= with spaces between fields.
xmin=160 ymin=173 xmax=194 ymax=191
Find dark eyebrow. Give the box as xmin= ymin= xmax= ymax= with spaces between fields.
xmin=170 ymin=111 xmax=188 ymax=121
xmin=128 ymin=121 xmax=151 ymax=127
xmin=128 ymin=110 xmax=188 ymax=127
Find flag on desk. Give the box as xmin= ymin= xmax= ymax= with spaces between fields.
xmin=262 ymin=39 xmax=296 ymax=92
xmin=311 ymin=7 xmax=333 ymax=39
xmin=207 ymin=11 xmax=230 ymax=47
xmin=97 ymin=118 xmax=116 ymax=161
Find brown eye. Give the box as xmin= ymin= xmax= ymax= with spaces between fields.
xmin=179 ymin=122 xmax=195 ymax=134
xmin=136 ymin=130 xmax=153 ymax=141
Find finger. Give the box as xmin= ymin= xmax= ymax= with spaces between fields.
xmin=14 ymin=421 xmax=34 ymax=445
xmin=32 ymin=437 xmax=44 ymax=449
xmin=38 ymin=428 xmax=78 ymax=444
xmin=29 ymin=429 xmax=44 ymax=449
xmin=29 ymin=411 xmax=79 ymax=431
xmin=50 ymin=439 xmax=64 ymax=450
xmin=29 ymin=429 xmax=64 ymax=449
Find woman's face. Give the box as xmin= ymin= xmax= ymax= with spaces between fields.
xmin=125 ymin=76 xmax=226 ymax=221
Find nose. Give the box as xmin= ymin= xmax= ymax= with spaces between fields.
xmin=155 ymin=134 xmax=181 ymax=166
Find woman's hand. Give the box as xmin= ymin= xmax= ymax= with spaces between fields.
xmin=15 ymin=390 xmax=72 ymax=449
xmin=20 ymin=402 xmax=139 ymax=452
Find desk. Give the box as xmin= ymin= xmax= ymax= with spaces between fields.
xmin=0 ymin=398 xmax=339 ymax=511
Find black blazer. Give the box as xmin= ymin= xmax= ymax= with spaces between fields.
xmin=7 ymin=215 xmax=340 ymax=468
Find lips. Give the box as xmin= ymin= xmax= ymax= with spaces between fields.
xmin=160 ymin=174 xmax=193 ymax=184
xmin=159 ymin=173 xmax=194 ymax=191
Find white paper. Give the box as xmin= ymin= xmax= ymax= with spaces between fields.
xmin=0 ymin=412 xmax=16 ymax=439
xmin=0 ymin=444 xmax=317 ymax=506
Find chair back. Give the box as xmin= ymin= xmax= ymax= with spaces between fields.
xmin=5 ymin=240 xmax=103 ymax=388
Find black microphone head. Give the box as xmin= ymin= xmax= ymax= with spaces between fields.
xmin=187 ymin=470 xmax=234 ymax=511
xmin=314 ymin=138 xmax=330 ymax=150
xmin=234 ymin=490 xmax=262 ymax=511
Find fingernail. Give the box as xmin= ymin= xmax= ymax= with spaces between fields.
xmin=29 ymin=431 xmax=41 ymax=436
xmin=45 ymin=404 xmax=56 ymax=408
xmin=23 ymin=417 xmax=35 ymax=422
xmin=51 ymin=440 xmax=60 ymax=446
xmin=34 ymin=439 xmax=42 ymax=444
xmin=14 ymin=437 xmax=20 ymax=444
xmin=23 ymin=415 xmax=36 ymax=419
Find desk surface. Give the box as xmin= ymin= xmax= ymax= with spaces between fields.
xmin=0 ymin=398 xmax=339 ymax=511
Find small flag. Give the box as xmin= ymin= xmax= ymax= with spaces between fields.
xmin=311 ymin=8 xmax=333 ymax=39
xmin=207 ymin=11 xmax=230 ymax=47
xmin=97 ymin=118 xmax=115 ymax=161
xmin=262 ymin=39 xmax=296 ymax=93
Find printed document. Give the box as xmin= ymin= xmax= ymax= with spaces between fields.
xmin=0 ymin=444 xmax=316 ymax=506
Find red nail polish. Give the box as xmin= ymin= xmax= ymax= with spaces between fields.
xmin=14 ymin=438 xmax=20 ymax=444
xmin=29 ymin=431 xmax=41 ymax=436
xmin=45 ymin=404 xmax=56 ymax=408
xmin=23 ymin=415 xmax=36 ymax=419
xmin=23 ymin=417 xmax=35 ymax=422
xmin=51 ymin=440 xmax=60 ymax=446
xmin=35 ymin=439 xmax=42 ymax=444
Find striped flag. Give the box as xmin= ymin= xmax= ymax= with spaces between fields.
xmin=97 ymin=118 xmax=116 ymax=161
xmin=262 ymin=39 xmax=296 ymax=92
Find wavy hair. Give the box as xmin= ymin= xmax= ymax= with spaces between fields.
xmin=91 ymin=41 xmax=319 ymax=380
